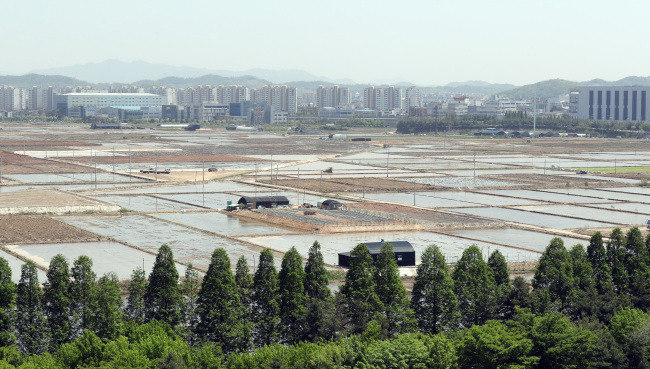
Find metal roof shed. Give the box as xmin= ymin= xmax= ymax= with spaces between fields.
xmin=238 ymin=196 xmax=290 ymax=209
xmin=338 ymin=241 xmax=415 ymax=268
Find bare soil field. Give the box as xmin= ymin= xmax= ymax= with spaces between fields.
xmin=484 ymin=173 xmax=626 ymax=189
xmin=0 ymin=152 xmax=94 ymax=174
xmin=571 ymin=226 xmax=650 ymax=238
xmin=0 ymin=215 xmax=101 ymax=244
xmin=137 ymin=170 xmax=245 ymax=182
xmin=343 ymin=202 xmax=504 ymax=229
xmin=0 ymin=189 xmax=120 ymax=214
xmin=0 ymin=139 xmax=100 ymax=150
xmin=59 ymin=154 xmax=266 ymax=165
xmin=256 ymin=177 xmax=439 ymax=193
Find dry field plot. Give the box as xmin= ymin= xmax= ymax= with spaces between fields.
xmin=60 ymin=154 xmax=265 ymax=165
xmin=484 ymin=173 xmax=625 ymax=188
xmin=0 ymin=215 xmax=100 ymax=244
xmin=256 ymin=177 xmax=440 ymax=193
xmin=0 ymin=189 xmax=120 ymax=214
xmin=0 ymin=152 xmax=94 ymax=174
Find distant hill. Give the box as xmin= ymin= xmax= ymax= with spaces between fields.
xmin=499 ymin=79 xmax=582 ymax=98
xmin=132 ymin=75 xmax=272 ymax=89
xmin=0 ymin=74 xmax=91 ymax=87
xmin=438 ymin=83 xmax=517 ymax=95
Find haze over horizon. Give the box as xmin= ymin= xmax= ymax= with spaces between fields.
xmin=3 ymin=0 xmax=649 ymax=86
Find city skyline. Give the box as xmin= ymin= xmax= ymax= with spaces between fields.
xmin=3 ymin=0 xmax=649 ymax=86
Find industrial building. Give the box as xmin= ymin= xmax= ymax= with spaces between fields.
xmin=56 ymin=93 xmax=164 ymax=117
xmin=576 ymin=86 xmax=650 ymax=121
xmin=338 ymin=241 xmax=416 ymax=267
xmin=238 ymin=196 xmax=290 ymax=209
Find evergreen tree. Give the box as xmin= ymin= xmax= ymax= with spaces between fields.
xmin=125 ymin=267 xmax=147 ymax=323
xmin=144 ymin=244 xmax=182 ymax=326
xmin=43 ymin=254 xmax=71 ymax=349
xmin=16 ymin=261 xmax=47 ymax=355
xmin=69 ymin=255 xmax=96 ymax=338
xmin=0 ymin=257 xmax=15 ymax=347
xmin=252 ymin=249 xmax=280 ymax=347
xmin=411 ymin=245 xmax=459 ymax=334
xmin=303 ymin=241 xmax=336 ymax=342
xmin=374 ymin=243 xmax=415 ymax=336
xmin=304 ymin=241 xmax=330 ymax=301
xmin=587 ymin=232 xmax=613 ymax=293
xmin=180 ymin=264 xmax=200 ymax=329
xmin=195 ymin=249 xmax=244 ymax=353
xmin=90 ymin=272 xmax=123 ymax=340
xmin=532 ymin=238 xmax=574 ymax=305
xmin=569 ymin=244 xmax=594 ymax=291
xmin=608 ymin=228 xmax=628 ymax=294
xmin=339 ymin=243 xmax=383 ymax=334
xmin=625 ymin=227 xmax=649 ymax=277
xmin=278 ymin=247 xmax=308 ymax=344
xmin=503 ymin=276 xmax=532 ymax=318
xmin=452 ymin=245 xmax=496 ymax=327
xmin=234 ymin=256 xmax=253 ymax=351
xmin=488 ymin=249 xmax=511 ymax=318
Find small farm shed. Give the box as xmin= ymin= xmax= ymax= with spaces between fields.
xmin=238 ymin=196 xmax=290 ymax=209
xmin=338 ymin=241 xmax=415 ymax=268
xmin=320 ymin=199 xmax=342 ymax=210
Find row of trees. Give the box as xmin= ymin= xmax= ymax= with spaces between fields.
xmin=2 ymin=227 xmax=650 ymax=367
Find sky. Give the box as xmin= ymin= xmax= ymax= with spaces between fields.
xmin=2 ymin=0 xmax=649 ymax=86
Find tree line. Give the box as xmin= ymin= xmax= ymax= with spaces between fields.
xmin=1 ymin=227 xmax=650 ymax=367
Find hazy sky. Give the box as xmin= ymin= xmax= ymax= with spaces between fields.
xmin=2 ymin=0 xmax=649 ymax=85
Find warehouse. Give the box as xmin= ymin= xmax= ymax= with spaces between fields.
xmin=238 ymin=196 xmax=290 ymax=209
xmin=338 ymin=240 xmax=415 ymax=267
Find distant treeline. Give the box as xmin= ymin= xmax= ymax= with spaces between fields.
xmin=397 ymin=115 xmax=650 ymax=137
xmin=1 ymin=227 xmax=650 ymax=367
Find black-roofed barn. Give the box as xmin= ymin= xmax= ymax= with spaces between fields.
xmin=238 ymin=196 xmax=290 ymax=209
xmin=338 ymin=241 xmax=415 ymax=267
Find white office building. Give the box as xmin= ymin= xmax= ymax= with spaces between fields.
xmin=577 ymin=86 xmax=650 ymax=121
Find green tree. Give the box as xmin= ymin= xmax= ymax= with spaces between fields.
xmin=15 ymin=261 xmax=47 ymax=355
xmin=195 ymin=248 xmax=244 ymax=353
xmin=303 ymin=241 xmax=336 ymax=342
xmin=587 ymin=232 xmax=613 ymax=293
xmin=43 ymin=254 xmax=71 ymax=349
xmin=252 ymin=249 xmax=280 ymax=347
xmin=69 ymin=255 xmax=96 ymax=338
xmin=0 ymin=258 xmax=15 ymax=348
xmin=234 ymin=256 xmax=253 ymax=351
xmin=339 ymin=243 xmax=383 ymax=335
xmin=532 ymin=238 xmax=574 ymax=305
xmin=278 ymin=247 xmax=308 ymax=344
xmin=569 ymin=244 xmax=593 ymax=291
xmin=411 ymin=245 xmax=459 ymax=334
xmin=608 ymin=228 xmax=629 ymax=294
xmin=91 ymin=272 xmax=123 ymax=340
xmin=180 ymin=263 xmax=200 ymax=330
xmin=452 ymin=245 xmax=496 ymax=327
xmin=503 ymin=277 xmax=531 ymax=318
xmin=144 ymin=244 xmax=182 ymax=326
xmin=304 ymin=241 xmax=330 ymax=301
xmin=488 ymin=249 xmax=511 ymax=318
xmin=125 ymin=267 xmax=147 ymax=323
xmin=374 ymin=243 xmax=416 ymax=336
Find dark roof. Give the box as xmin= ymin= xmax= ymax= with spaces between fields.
xmin=238 ymin=196 xmax=290 ymax=205
xmin=322 ymin=199 xmax=342 ymax=205
xmin=339 ymin=241 xmax=414 ymax=257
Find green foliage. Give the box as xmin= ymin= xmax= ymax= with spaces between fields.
xmin=0 ymin=258 xmax=15 ymax=348
xmin=303 ymin=241 xmax=337 ymax=342
xmin=411 ymin=245 xmax=459 ymax=334
xmin=608 ymin=228 xmax=629 ymax=294
xmin=587 ymin=232 xmax=613 ymax=293
xmin=144 ymin=245 xmax=182 ymax=327
xmin=569 ymin=244 xmax=593 ymax=291
xmin=252 ymin=249 xmax=280 ymax=347
xmin=15 ymin=261 xmax=47 ymax=355
xmin=180 ymin=263 xmax=200 ymax=332
xmin=234 ymin=256 xmax=253 ymax=351
xmin=304 ymin=241 xmax=330 ymax=301
xmin=69 ymin=255 xmax=96 ymax=338
xmin=278 ymin=247 xmax=308 ymax=344
xmin=125 ymin=267 xmax=147 ymax=324
xmin=532 ymin=238 xmax=574 ymax=305
xmin=195 ymin=249 xmax=244 ymax=353
xmin=91 ymin=272 xmax=123 ymax=340
xmin=452 ymin=245 xmax=496 ymax=327
xmin=339 ymin=243 xmax=383 ymax=335
xmin=43 ymin=254 xmax=71 ymax=349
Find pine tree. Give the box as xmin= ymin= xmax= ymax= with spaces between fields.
xmin=195 ymin=249 xmax=244 ymax=353
xmin=180 ymin=264 xmax=200 ymax=329
xmin=69 ymin=255 xmax=96 ymax=338
xmin=125 ymin=267 xmax=146 ymax=323
xmin=16 ymin=261 xmax=47 ymax=355
xmin=278 ymin=247 xmax=308 ymax=344
xmin=411 ymin=245 xmax=459 ymax=334
xmin=252 ymin=249 xmax=280 ymax=347
xmin=339 ymin=243 xmax=382 ymax=334
xmin=303 ymin=241 xmax=336 ymax=342
xmin=374 ymin=243 xmax=415 ymax=336
xmin=234 ymin=256 xmax=253 ymax=351
xmin=607 ymin=228 xmax=628 ymax=294
xmin=570 ymin=244 xmax=593 ymax=291
xmin=0 ymin=257 xmax=15 ymax=347
xmin=90 ymin=272 xmax=123 ymax=340
xmin=43 ymin=254 xmax=71 ymax=349
xmin=532 ymin=238 xmax=574 ymax=305
xmin=452 ymin=245 xmax=496 ymax=328
xmin=625 ymin=227 xmax=648 ymax=277
xmin=144 ymin=244 xmax=182 ymax=326
xmin=587 ymin=232 xmax=613 ymax=293
xmin=488 ymin=250 xmax=510 ymax=288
